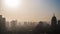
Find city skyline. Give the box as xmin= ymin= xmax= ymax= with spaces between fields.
xmin=0 ymin=0 xmax=60 ymax=22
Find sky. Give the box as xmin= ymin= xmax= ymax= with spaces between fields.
xmin=0 ymin=0 xmax=60 ymax=22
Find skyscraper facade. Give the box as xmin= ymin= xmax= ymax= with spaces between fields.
xmin=51 ymin=14 xmax=57 ymax=27
xmin=0 ymin=15 xmax=6 ymax=32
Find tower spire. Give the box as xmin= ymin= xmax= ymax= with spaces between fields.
xmin=53 ymin=13 xmax=55 ymax=16
xmin=51 ymin=13 xmax=57 ymax=26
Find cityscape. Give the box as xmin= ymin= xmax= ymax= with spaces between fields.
xmin=0 ymin=0 xmax=60 ymax=34
xmin=0 ymin=14 xmax=60 ymax=34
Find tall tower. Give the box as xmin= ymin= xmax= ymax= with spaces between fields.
xmin=11 ymin=20 xmax=17 ymax=31
xmin=0 ymin=15 xmax=6 ymax=32
xmin=51 ymin=14 xmax=57 ymax=26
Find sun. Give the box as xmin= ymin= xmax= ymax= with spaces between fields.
xmin=4 ymin=0 xmax=21 ymax=8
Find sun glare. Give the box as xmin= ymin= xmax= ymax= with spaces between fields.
xmin=4 ymin=0 xmax=21 ymax=8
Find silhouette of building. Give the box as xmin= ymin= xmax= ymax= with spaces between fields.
xmin=58 ymin=20 xmax=60 ymax=24
xmin=0 ymin=15 xmax=6 ymax=32
xmin=51 ymin=14 xmax=57 ymax=27
xmin=11 ymin=20 xmax=17 ymax=31
xmin=24 ymin=22 xmax=28 ymax=25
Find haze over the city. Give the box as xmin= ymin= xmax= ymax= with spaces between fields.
xmin=0 ymin=0 xmax=60 ymax=22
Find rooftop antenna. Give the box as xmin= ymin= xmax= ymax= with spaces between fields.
xmin=53 ymin=13 xmax=55 ymax=16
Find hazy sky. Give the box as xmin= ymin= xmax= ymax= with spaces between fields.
xmin=0 ymin=0 xmax=60 ymax=22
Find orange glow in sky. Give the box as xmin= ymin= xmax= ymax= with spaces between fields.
xmin=0 ymin=0 xmax=60 ymax=22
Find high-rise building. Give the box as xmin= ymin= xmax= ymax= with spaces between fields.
xmin=0 ymin=15 xmax=6 ymax=32
xmin=11 ymin=20 xmax=17 ymax=31
xmin=51 ymin=14 xmax=57 ymax=26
